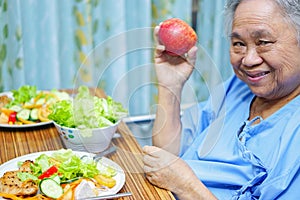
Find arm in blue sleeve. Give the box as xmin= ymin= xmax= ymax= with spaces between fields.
xmin=179 ymin=101 xmax=213 ymax=156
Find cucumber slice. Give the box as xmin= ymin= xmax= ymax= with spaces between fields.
xmin=30 ymin=108 xmax=38 ymax=121
xmin=50 ymin=174 xmax=61 ymax=184
xmin=9 ymin=105 xmax=22 ymax=112
xmin=39 ymin=178 xmax=63 ymax=199
xmin=17 ymin=109 xmax=30 ymax=120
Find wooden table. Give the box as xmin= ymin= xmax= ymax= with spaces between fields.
xmin=0 ymin=88 xmax=175 ymax=200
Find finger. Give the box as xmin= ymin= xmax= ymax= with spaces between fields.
xmin=153 ymin=24 xmax=163 ymax=44
xmin=154 ymin=44 xmax=165 ymax=58
xmin=143 ymin=164 xmax=155 ymax=173
xmin=144 ymin=163 xmax=162 ymax=174
xmin=142 ymin=145 xmax=156 ymax=153
xmin=143 ymin=145 xmax=162 ymax=157
xmin=144 ymin=172 xmax=155 ymax=184
xmin=153 ymin=25 xmax=160 ymax=42
xmin=143 ymin=154 xmax=156 ymax=166
xmin=142 ymin=145 xmax=151 ymax=152
xmin=186 ymin=46 xmax=198 ymax=66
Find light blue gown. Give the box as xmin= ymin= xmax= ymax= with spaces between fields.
xmin=179 ymin=75 xmax=300 ymax=199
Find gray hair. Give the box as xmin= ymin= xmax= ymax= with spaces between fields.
xmin=224 ymin=0 xmax=300 ymax=45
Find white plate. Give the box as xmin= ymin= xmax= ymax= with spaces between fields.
xmin=0 ymin=121 xmax=53 ymax=128
xmin=0 ymin=91 xmax=53 ymax=128
xmin=0 ymin=150 xmax=126 ymax=198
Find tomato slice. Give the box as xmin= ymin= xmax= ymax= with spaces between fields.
xmin=8 ymin=112 xmax=17 ymax=124
xmin=38 ymin=165 xmax=58 ymax=179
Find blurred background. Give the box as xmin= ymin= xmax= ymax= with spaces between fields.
xmin=0 ymin=0 xmax=232 ymax=146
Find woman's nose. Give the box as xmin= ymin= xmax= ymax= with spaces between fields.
xmin=242 ymin=48 xmax=263 ymax=67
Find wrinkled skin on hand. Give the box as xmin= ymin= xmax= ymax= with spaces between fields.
xmin=142 ymin=145 xmax=198 ymax=193
xmin=154 ymin=25 xmax=198 ymax=92
xmin=143 ymin=146 xmax=217 ymax=199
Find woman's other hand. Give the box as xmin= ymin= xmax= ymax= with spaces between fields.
xmin=143 ymin=145 xmax=216 ymax=199
xmin=143 ymin=145 xmax=194 ymax=192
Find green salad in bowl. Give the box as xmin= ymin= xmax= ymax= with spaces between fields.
xmin=48 ymin=86 xmax=127 ymax=153
xmin=48 ymin=86 xmax=127 ymax=129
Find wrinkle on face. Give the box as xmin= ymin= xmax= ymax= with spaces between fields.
xmin=229 ymin=0 xmax=300 ymax=100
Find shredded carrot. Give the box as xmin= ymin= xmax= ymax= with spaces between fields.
xmin=45 ymin=93 xmax=59 ymax=102
xmin=0 ymin=192 xmax=53 ymax=200
xmin=22 ymin=104 xmax=43 ymax=109
xmin=18 ymin=117 xmax=36 ymax=124
xmin=0 ymin=192 xmax=24 ymax=200
xmin=33 ymin=92 xmax=47 ymax=104
xmin=37 ymin=107 xmax=51 ymax=122
xmin=58 ymin=179 xmax=84 ymax=200
xmin=23 ymin=194 xmax=52 ymax=199
xmin=0 ymin=107 xmax=15 ymax=116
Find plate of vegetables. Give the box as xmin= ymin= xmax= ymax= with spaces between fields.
xmin=0 ymin=85 xmax=71 ymax=128
xmin=0 ymin=149 xmax=125 ymax=199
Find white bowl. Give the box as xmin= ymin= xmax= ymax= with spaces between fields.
xmin=54 ymin=121 xmax=119 ymax=153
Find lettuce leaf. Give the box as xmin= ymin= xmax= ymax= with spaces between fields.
xmin=19 ymin=149 xmax=100 ymax=182
xmin=51 ymin=149 xmax=99 ymax=181
xmin=17 ymin=172 xmax=38 ymax=182
xmin=48 ymin=86 xmax=127 ymax=128
xmin=6 ymin=85 xmax=37 ymax=107
xmin=48 ymin=99 xmax=76 ymax=127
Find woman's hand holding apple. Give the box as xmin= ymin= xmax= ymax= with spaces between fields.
xmin=154 ymin=18 xmax=198 ymax=92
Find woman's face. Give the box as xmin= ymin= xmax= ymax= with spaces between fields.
xmin=230 ymin=0 xmax=300 ymax=100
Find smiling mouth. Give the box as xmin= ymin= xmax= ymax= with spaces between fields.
xmin=246 ymin=71 xmax=270 ymax=78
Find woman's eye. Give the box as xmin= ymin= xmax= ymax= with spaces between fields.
xmin=258 ymin=40 xmax=273 ymax=46
xmin=232 ymin=41 xmax=244 ymax=47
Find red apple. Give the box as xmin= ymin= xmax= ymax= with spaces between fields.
xmin=158 ymin=18 xmax=197 ymax=56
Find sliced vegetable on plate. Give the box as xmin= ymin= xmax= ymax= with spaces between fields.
xmin=0 ymin=149 xmax=125 ymax=199
xmin=0 ymin=85 xmax=71 ymax=126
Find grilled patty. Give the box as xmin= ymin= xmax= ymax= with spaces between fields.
xmin=0 ymin=160 xmax=38 ymax=196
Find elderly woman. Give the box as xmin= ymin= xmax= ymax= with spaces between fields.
xmin=142 ymin=0 xmax=300 ymax=199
